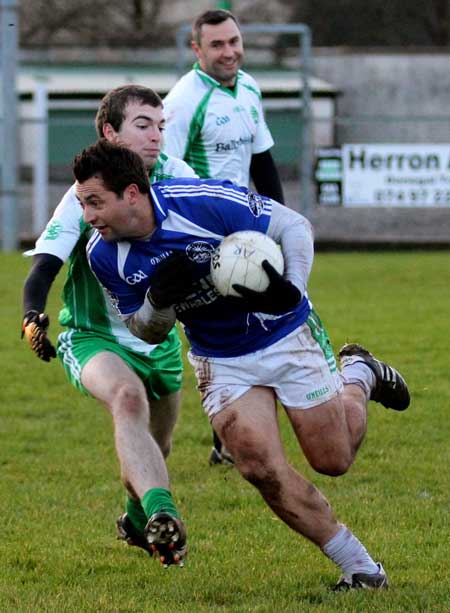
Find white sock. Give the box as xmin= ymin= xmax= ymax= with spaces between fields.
xmin=340 ymin=361 xmax=376 ymax=400
xmin=322 ymin=525 xmax=380 ymax=578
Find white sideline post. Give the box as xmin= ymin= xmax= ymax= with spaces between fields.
xmin=0 ymin=0 xmax=19 ymax=250
xmin=32 ymin=79 xmax=49 ymax=236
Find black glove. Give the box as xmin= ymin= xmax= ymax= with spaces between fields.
xmin=21 ymin=310 xmax=57 ymax=362
xmin=147 ymin=252 xmax=196 ymax=308
xmin=231 ymin=260 xmax=301 ymax=315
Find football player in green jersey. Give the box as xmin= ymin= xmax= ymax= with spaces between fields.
xmin=22 ymin=85 xmax=197 ymax=567
xmin=163 ymin=9 xmax=285 ymax=464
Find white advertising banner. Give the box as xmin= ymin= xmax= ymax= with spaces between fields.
xmin=342 ymin=144 xmax=450 ymax=207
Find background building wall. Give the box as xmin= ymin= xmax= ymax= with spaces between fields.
xmin=312 ymin=49 xmax=450 ymax=143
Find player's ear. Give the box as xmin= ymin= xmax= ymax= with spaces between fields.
xmin=102 ymin=122 xmax=117 ymax=142
xmin=125 ymin=183 xmax=140 ymax=204
xmin=191 ymin=40 xmax=201 ymax=57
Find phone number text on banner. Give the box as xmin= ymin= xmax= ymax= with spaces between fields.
xmin=342 ymin=144 xmax=450 ymax=207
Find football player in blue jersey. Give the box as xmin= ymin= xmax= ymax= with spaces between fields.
xmin=74 ymin=140 xmax=410 ymax=590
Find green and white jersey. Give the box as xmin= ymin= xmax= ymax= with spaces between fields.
xmin=163 ymin=65 xmax=274 ymax=186
xmin=151 ymin=152 xmax=198 ymax=182
xmin=27 ymin=153 xmax=197 ymax=356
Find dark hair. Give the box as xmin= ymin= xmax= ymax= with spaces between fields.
xmin=192 ymin=9 xmax=240 ymax=45
xmin=95 ymin=85 xmax=162 ymax=138
xmin=73 ymin=139 xmax=149 ymax=197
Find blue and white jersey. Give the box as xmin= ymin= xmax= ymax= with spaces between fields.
xmin=87 ymin=178 xmax=310 ymax=358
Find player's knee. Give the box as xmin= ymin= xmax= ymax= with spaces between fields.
xmin=238 ymin=453 xmax=281 ymax=495
xmin=114 ymin=383 xmax=148 ymax=420
xmin=309 ymin=449 xmax=353 ymax=477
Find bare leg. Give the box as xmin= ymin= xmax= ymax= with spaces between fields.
xmin=285 ymin=389 xmax=367 ymax=477
xmin=212 ymin=385 xmax=383 ymax=583
xmin=149 ymin=391 xmax=181 ymax=459
xmin=81 ymin=352 xmax=170 ymax=498
xmin=212 ymin=386 xmax=340 ymax=547
xmin=340 ymin=383 xmax=368 ymax=454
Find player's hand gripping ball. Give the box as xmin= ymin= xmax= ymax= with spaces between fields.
xmin=210 ymin=231 xmax=284 ymax=297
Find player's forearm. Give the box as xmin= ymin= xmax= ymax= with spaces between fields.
xmin=250 ymin=150 xmax=285 ymax=204
xmin=126 ymin=300 xmax=176 ymax=345
xmin=23 ymin=253 xmax=64 ymax=314
xmin=267 ymin=202 xmax=314 ymax=295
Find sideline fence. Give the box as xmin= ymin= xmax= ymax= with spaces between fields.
xmin=12 ymin=87 xmax=450 ymax=241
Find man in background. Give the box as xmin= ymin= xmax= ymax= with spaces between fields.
xmin=163 ymin=9 xmax=285 ymax=463
xmin=21 ymin=85 xmax=197 ymax=568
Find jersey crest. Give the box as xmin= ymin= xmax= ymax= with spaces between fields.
xmin=186 ymin=241 xmax=215 ymax=263
xmin=248 ymin=192 xmax=266 ymax=217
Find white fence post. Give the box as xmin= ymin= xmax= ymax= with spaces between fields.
xmin=32 ymin=78 xmax=49 ymax=236
xmin=0 ymin=0 xmax=19 ymax=251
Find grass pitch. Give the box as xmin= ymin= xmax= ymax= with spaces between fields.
xmin=1 ymin=250 xmax=449 ymax=612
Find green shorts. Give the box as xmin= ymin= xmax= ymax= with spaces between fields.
xmin=57 ymin=326 xmax=182 ymax=401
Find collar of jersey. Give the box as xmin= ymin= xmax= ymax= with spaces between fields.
xmin=151 ymin=154 xmax=165 ymax=176
xmin=194 ymin=63 xmax=242 ymax=96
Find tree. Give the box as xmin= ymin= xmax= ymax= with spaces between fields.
xmin=421 ymin=0 xmax=450 ymax=45
xmin=20 ymin=0 xmax=168 ymax=47
xmin=19 ymin=0 xmax=450 ymax=48
xmin=278 ymin=0 xmax=450 ymax=46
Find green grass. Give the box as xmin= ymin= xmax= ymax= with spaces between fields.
xmin=1 ymin=251 xmax=450 ymax=612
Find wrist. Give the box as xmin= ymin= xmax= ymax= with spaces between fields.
xmin=23 ymin=309 xmax=40 ymax=321
xmin=147 ymin=291 xmax=170 ymax=310
xmin=128 ymin=298 xmax=176 ymax=344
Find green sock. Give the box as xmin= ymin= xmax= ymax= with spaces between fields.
xmin=141 ymin=487 xmax=179 ymax=520
xmin=126 ymin=496 xmax=148 ymax=533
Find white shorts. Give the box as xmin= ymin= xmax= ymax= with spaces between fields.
xmin=188 ymin=312 xmax=343 ymax=420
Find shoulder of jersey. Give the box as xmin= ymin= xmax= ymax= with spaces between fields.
xmin=238 ymin=69 xmax=262 ymax=91
xmin=52 ymin=183 xmax=82 ymax=218
xmin=165 ymin=73 xmax=210 ymax=120
xmin=167 ymin=70 xmax=208 ymax=98
xmin=157 ymin=154 xmax=198 ymax=179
